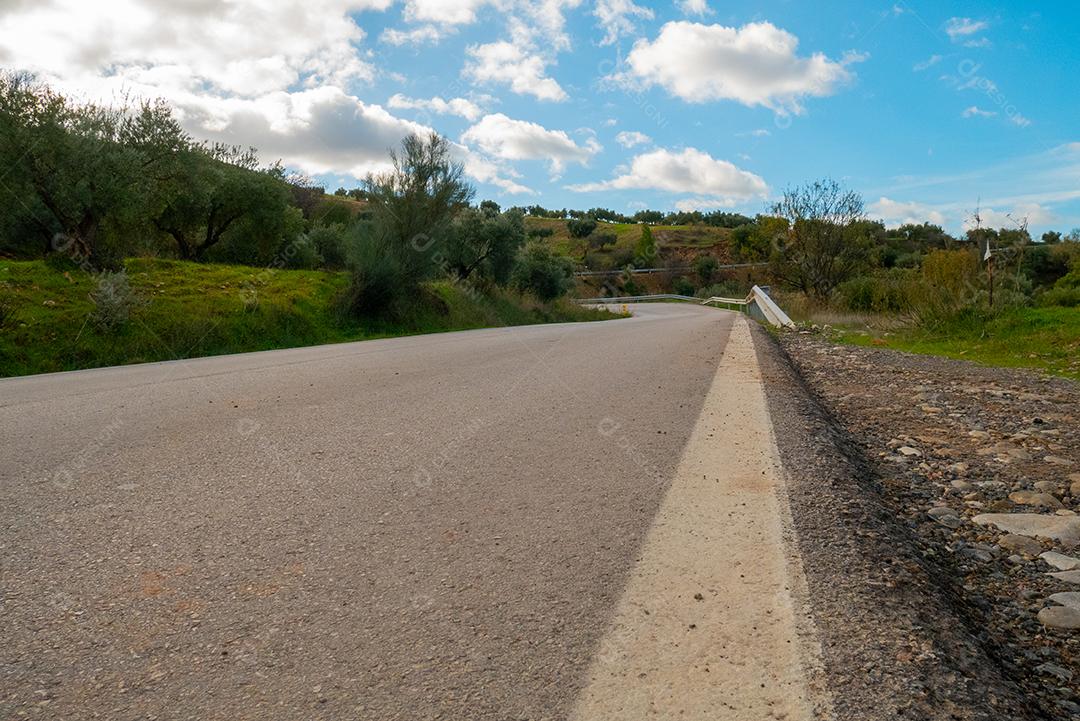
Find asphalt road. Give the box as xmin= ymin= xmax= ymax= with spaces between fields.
xmin=1 ymin=304 xmax=735 ymax=720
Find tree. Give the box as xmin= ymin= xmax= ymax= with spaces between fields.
xmin=512 ymin=244 xmax=575 ymax=301
xmin=155 ymin=145 xmax=290 ymax=261
xmin=345 ymin=132 xmax=474 ymax=316
xmin=769 ymin=179 xmax=869 ymax=298
xmin=445 ymin=205 xmax=526 ymax=284
xmin=0 ymin=73 xmax=190 ymax=267
xmin=567 ymin=217 xmax=597 ymax=239
xmin=635 ymin=225 xmax=657 ymax=266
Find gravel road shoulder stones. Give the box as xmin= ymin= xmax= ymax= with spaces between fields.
xmin=752 ymin=325 xmax=1038 ymax=720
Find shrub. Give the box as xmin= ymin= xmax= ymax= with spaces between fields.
xmin=835 ymin=273 xmax=908 ymax=313
xmin=635 ymin=225 xmax=657 ymax=266
xmin=588 ymin=232 xmax=617 ymax=250
xmin=696 ymin=280 xmax=746 ymax=299
xmin=512 ymin=244 xmax=575 ymax=302
xmin=694 ymin=255 xmax=718 ymax=284
xmin=89 ymin=270 xmax=141 ymax=329
xmin=341 ymin=234 xmax=407 ymax=318
xmin=527 ymin=226 xmax=554 ymax=239
xmin=280 ymin=235 xmax=323 ymax=269
xmin=672 ymin=276 xmax=695 ymax=296
xmin=308 ymin=224 xmax=350 ymax=269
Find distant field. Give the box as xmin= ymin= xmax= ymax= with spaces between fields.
xmin=0 ymin=258 xmax=616 ymax=377
xmin=524 ymin=217 xmax=733 ymax=266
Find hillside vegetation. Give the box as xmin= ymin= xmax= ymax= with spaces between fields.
xmin=0 ymin=258 xmax=613 ymax=377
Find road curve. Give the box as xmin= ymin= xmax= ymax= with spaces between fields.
xmin=0 ymin=305 xmax=816 ymax=719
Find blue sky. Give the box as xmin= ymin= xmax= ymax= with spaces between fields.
xmin=1 ymin=1 xmax=1077 ymax=235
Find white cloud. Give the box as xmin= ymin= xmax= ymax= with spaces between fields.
xmin=965 ymin=204 xmax=1054 ymax=231
xmin=403 ymin=0 xmax=493 ymax=25
xmin=380 ymin=25 xmax=446 ymax=46
xmin=868 ymin=198 xmax=947 ymax=227
xmin=913 ymin=54 xmax=941 ymax=72
xmin=568 ymin=147 xmax=767 ymax=204
xmin=624 ymin=21 xmax=862 ymax=114
xmin=945 ymin=17 xmax=988 ymax=41
xmin=594 ymin=0 xmax=655 ymax=46
xmin=675 ymin=197 xmax=739 ymax=211
xmin=0 ymin=0 xmax=390 ymax=96
xmin=677 ymin=0 xmax=709 ymax=16
xmin=388 ymin=94 xmax=484 ymax=121
xmin=464 ymin=41 xmax=567 ymax=101
xmin=962 ymin=106 xmax=997 ymax=118
xmin=615 ymin=130 xmax=651 ymax=148
xmin=461 ymin=113 xmax=599 ymax=174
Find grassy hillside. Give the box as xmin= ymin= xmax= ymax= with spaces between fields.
xmin=834 ymin=307 xmax=1080 ymax=380
xmin=525 ymin=217 xmax=734 ymax=266
xmin=0 ymin=258 xmax=617 ymax=377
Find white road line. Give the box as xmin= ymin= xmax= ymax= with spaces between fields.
xmin=569 ymin=316 xmax=833 ymax=720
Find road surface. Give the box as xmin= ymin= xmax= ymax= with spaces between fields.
xmin=0 ymin=304 xmax=827 ymax=719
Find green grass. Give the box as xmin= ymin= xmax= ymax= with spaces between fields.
xmin=0 ymin=258 xmax=618 ymax=377
xmin=834 ymin=306 xmax=1080 ymax=380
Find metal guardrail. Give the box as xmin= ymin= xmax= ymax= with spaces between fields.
xmin=578 ymin=286 xmax=794 ymax=329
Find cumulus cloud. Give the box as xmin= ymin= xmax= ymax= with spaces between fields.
xmin=623 ymin=21 xmax=862 ymax=114
xmin=964 ymin=204 xmax=1054 ymax=231
xmin=462 ymin=113 xmax=599 ymax=174
xmin=962 ymin=106 xmax=997 ymax=118
xmin=594 ymin=0 xmax=654 ymax=46
xmin=464 ymin=41 xmax=567 ymax=101
xmin=568 ymin=147 xmax=767 ymax=204
xmin=388 ymin=94 xmax=484 ymax=121
xmin=868 ymin=198 xmax=947 ymax=227
xmin=0 ymin=0 xmax=390 ymax=96
xmin=615 ymin=130 xmax=651 ymax=148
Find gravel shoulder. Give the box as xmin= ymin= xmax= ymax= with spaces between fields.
xmin=752 ymin=324 xmax=1049 ymax=720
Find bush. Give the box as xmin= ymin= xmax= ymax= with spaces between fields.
xmin=527 ymin=226 xmax=554 ymax=239
xmin=341 ymin=234 xmax=407 ymax=318
xmin=1039 ymin=286 xmax=1080 ymax=307
xmin=696 ymin=280 xmax=746 ymax=299
xmin=835 ymin=273 xmax=908 ymax=313
xmin=308 ymin=224 xmax=350 ymax=269
xmin=672 ymin=276 xmax=696 ymax=296
xmin=512 ymin=244 xmax=575 ymax=302
xmin=588 ymin=232 xmax=617 ymax=250
xmin=89 ymin=270 xmax=141 ymax=329
xmin=280 ymin=235 xmax=323 ymax=269
xmin=694 ymin=255 xmax=718 ymax=284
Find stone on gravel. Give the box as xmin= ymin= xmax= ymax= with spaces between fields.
xmin=1041 ymin=551 xmax=1080 ymax=570
xmin=1045 ymin=455 xmax=1074 ymax=466
xmin=1037 ymin=605 xmax=1080 ymax=629
xmin=1048 ymin=592 xmax=1080 ymax=610
xmin=1008 ymin=491 xmax=1064 ymax=509
xmin=972 ymin=513 xmax=1080 ymax=543
xmin=1048 ymin=570 xmax=1080 ymax=584
xmin=927 ymin=506 xmax=962 ymax=528
xmin=998 ymin=534 xmax=1043 ymax=557
xmin=897 ymin=446 xmax=922 ymax=457
xmin=968 ymin=430 xmax=991 ymax=440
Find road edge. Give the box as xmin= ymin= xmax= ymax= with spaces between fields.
xmin=749 ymin=323 xmax=1037 ymax=720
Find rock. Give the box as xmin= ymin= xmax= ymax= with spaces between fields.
xmin=1008 ymin=491 xmax=1064 ymax=509
xmin=968 ymin=430 xmax=991 ymax=440
xmin=1045 ymin=455 xmax=1075 ymax=466
xmin=1036 ymin=662 xmax=1074 ymax=682
xmin=927 ymin=506 xmax=962 ymax=528
xmin=950 ymin=480 xmax=974 ymax=492
xmin=1041 ymin=551 xmax=1080 ymax=570
xmin=972 ymin=513 xmax=1080 ymax=543
xmin=998 ymin=534 xmax=1044 ymax=557
xmin=1048 ymin=592 xmax=1080 ymax=611
xmin=1048 ymin=570 xmax=1080 ymax=584
xmin=1033 ymin=480 xmax=1058 ymax=493
xmin=1038 ymin=605 xmax=1080 ymax=629
xmin=897 ymin=446 xmax=922 ymax=457
xmin=947 ymin=462 xmax=969 ymax=475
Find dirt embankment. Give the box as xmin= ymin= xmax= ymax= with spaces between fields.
xmin=754 ymin=325 xmax=1080 ymax=720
